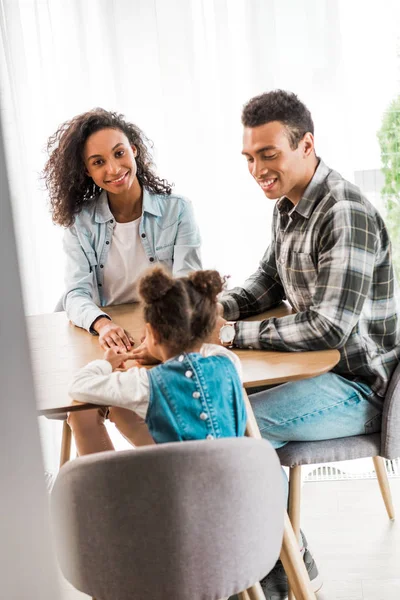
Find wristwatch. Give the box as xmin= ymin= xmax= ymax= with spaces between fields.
xmin=219 ymin=322 xmax=236 ymax=347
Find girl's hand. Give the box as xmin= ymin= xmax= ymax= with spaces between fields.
xmin=93 ymin=318 xmax=134 ymax=351
xmin=103 ymin=347 xmax=135 ymax=371
xmin=130 ymin=339 xmax=160 ymax=366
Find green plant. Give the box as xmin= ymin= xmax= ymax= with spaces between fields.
xmin=377 ymin=95 xmax=400 ymax=280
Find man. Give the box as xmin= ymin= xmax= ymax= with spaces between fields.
xmin=219 ymin=90 xmax=400 ymax=599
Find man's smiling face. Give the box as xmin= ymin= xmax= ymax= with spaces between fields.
xmin=242 ymin=120 xmax=314 ymax=205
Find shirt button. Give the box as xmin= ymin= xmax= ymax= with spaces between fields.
xmin=185 ymin=370 xmax=193 ymax=378
xmin=98 ymin=283 xmax=102 ymax=287
xmin=149 ymin=257 xmax=155 ymax=262
xmin=192 ymin=391 xmax=200 ymax=399
xmin=106 ymin=241 xmax=110 ymax=245
xmin=178 ymin=355 xmax=184 ymax=362
xmin=110 ymin=219 xmax=114 ymax=224
xmin=199 ymin=412 xmax=208 ymax=420
xmin=141 ymin=233 xmax=146 ymax=238
xmin=206 ymin=434 xmax=214 ymax=440
xmin=100 ymin=264 xmax=104 ymax=268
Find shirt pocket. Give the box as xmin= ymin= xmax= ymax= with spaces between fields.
xmin=279 ymin=250 xmax=317 ymax=310
xmin=85 ymin=250 xmax=98 ymax=272
xmin=156 ymin=243 xmax=174 ymax=265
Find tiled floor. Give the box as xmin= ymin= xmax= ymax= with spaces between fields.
xmin=303 ymin=477 xmax=400 ymax=600
xmin=59 ymin=474 xmax=400 ymax=600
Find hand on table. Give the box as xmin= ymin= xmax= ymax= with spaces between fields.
xmin=217 ymin=302 xmax=224 ymax=317
xmin=103 ymin=347 xmax=136 ymax=371
xmin=93 ymin=317 xmax=134 ymax=351
xmin=208 ymin=314 xmax=228 ymax=345
xmin=129 ymin=331 xmax=161 ymax=365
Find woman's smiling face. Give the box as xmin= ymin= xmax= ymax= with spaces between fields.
xmin=83 ymin=128 xmax=138 ymax=195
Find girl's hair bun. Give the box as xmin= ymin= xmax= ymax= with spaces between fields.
xmin=139 ymin=266 xmax=175 ymax=303
xmin=188 ymin=270 xmax=223 ymax=300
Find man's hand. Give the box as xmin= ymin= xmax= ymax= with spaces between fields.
xmin=208 ymin=315 xmax=228 ymax=345
xmin=103 ymin=347 xmax=135 ymax=371
xmin=93 ymin=317 xmax=134 ymax=351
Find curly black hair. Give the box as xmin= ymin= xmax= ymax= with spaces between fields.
xmin=43 ymin=108 xmax=173 ymax=227
xmin=242 ymin=90 xmax=314 ymax=149
xmin=139 ymin=266 xmax=224 ymax=354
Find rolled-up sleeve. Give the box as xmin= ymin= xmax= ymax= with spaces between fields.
xmin=220 ymin=218 xmax=285 ymax=320
xmin=63 ymin=226 xmax=108 ymax=332
xmin=172 ymin=199 xmax=202 ymax=276
xmin=235 ymin=201 xmax=378 ymax=351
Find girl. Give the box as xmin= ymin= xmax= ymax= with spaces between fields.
xmin=68 ymin=267 xmax=246 ymax=451
xmin=44 ymin=108 xmax=201 ymax=351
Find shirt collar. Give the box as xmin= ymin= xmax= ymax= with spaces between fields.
xmin=142 ymin=188 xmax=162 ymax=217
xmin=94 ymin=190 xmax=113 ymax=223
xmin=277 ymin=158 xmax=330 ymax=219
xmin=94 ymin=187 xmax=162 ymax=223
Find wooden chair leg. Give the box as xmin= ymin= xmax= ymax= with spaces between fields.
xmin=59 ymin=420 xmax=72 ymax=468
xmin=373 ymin=456 xmax=395 ymax=520
xmin=243 ymin=389 xmax=315 ymax=599
xmin=280 ymin=512 xmax=316 ymax=600
xmin=245 ymin=582 xmax=266 ymax=599
xmin=238 ymin=590 xmax=252 ymax=600
xmin=288 ymin=465 xmax=302 ymax=600
xmin=288 ymin=466 xmax=302 ymax=541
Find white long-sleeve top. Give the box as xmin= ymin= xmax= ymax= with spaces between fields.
xmin=69 ymin=344 xmax=242 ymax=420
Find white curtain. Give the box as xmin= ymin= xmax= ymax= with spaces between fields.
xmin=1 ymin=0 xmax=400 ymax=475
xmin=0 ymin=0 xmax=399 ymax=317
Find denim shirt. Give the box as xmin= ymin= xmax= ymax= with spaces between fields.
xmin=146 ymin=352 xmax=247 ymax=443
xmin=62 ymin=188 xmax=202 ymax=331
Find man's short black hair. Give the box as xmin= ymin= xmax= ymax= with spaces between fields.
xmin=242 ymin=90 xmax=314 ymax=149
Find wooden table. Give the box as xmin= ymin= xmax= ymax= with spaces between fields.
xmin=29 ymin=302 xmax=339 ymax=415
xmin=28 ymin=302 xmax=340 ymax=600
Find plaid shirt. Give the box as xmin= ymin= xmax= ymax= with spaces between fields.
xmin=221 ymin=159 xmax=400 ymax=397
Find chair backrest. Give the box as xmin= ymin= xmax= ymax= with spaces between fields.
xmin=382 ymin=361 xmax=400 ymax=459
xmin=51 ymin=437 xmax=284 ymax=600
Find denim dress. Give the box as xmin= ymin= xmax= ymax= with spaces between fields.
xmin=146 ymin=352 xmax=247 ymax=443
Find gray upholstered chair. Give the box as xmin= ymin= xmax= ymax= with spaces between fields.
xmin=277 ymin=363 xmax=400 ymax=546
xmin=51 ymin=437 xmax=285 ymax=600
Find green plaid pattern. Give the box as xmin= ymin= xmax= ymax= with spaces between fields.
xmin=221 ymin=159 xmax=400 ymax=397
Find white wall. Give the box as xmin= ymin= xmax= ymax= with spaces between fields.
xmin=0 ymin=113 xmax=60 ymax=597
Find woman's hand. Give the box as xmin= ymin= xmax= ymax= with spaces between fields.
xmin=93 ymin=317 xmax=134 ymax=351
xmin=103 ymin=347 xmax=135 ymax=371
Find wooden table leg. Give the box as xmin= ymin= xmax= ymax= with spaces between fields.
xmin=59 ymin=420 xmax=72 ymax=468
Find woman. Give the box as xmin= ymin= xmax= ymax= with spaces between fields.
xmin=44 ymin=108 xmax=202 ymax=351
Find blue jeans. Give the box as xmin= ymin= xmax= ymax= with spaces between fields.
xmin=249 ymin=372 xmax=383 ymax=450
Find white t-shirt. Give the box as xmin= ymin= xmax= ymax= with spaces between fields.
xmin=102 ymin=218 xmax=149 ymax=305
xmin=69 ymin=344 xmax=242 ymax=420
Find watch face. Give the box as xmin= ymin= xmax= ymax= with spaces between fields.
xmin=220 ymin=324 xmax=235 ymax=343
